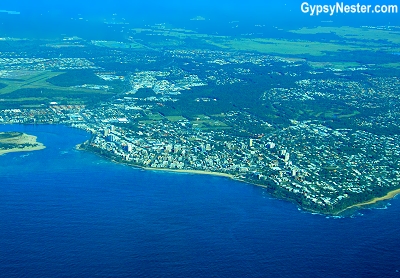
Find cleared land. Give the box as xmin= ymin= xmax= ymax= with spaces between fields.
xmin=91 ymin=40 xmax=146 ymax=49
xmin=0 ymin=70 xmax=115 ymax=108
xmin=0 ymin=71 xmax=112 ymax=95
xmin=307 ymin=61 xmax=363 ymax=70
xmin=131 ymin=25 xmax=400 ymax=58
xmin=290 ymin=26 xmax=400 ymax=44
xmin=205 ymin=37 xmax=371 ymax=56
xmin=0 ymin=71 xmax=63 ymax=95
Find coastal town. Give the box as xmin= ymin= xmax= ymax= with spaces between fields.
xmin=0 ymin=40 xmax=400 ymax=214
xmin=3 ymin=3 xmax=400 ymax=277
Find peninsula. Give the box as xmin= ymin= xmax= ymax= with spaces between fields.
xmin=0 ymin=132 xmax=45 ymax=155
xmin=1 ymin=24 xmax=400 ymax=215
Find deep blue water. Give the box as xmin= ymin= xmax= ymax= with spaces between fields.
xmin=1 ymin=124 xmax=400 ymax=278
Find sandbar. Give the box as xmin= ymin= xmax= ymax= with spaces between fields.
xmin=0 ymin=132 xmax=45 ymax=156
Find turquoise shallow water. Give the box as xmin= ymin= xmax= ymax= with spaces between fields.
xmin=0 ymin=124 xmax=400 ymax=278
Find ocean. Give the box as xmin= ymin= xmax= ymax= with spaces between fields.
xmin=0 ymin=124 xmax=399 ymax=278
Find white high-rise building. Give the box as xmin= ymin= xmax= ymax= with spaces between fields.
xmin=267 ymin=142 xmax=276 ymax=149
xmin=284 ymin=152 xmax=290 ymax=162
xmin=127 ymin=143 xmax=133 ymax=152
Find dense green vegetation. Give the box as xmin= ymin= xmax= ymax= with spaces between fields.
xmin=153 ymin=64 xmax=303 ymax=130
xmin=47 ymin=70 xmax=107 ymax=87
xmin=134 ymin=88 xmax=156 ymax=98
xmin=0 ymin=132 xmax=22 ymax=140
xmin=46 ymin=70 xmax=127 ymax=93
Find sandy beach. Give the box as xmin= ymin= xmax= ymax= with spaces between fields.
xmin=339 ymin=188 xmax=400 ymax=213
xmin=81 ymin=143 xmax=400 ymax=216
xmin=0 ymin=133 xmax=45 ymax=156
xmin=143 ymin=167 xmax=234 ymax=178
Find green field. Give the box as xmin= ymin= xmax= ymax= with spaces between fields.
xmin=147 ymin=113 xmax=164 ymax=121
xmin=0 ymin=70 xmax=115 ymax=108
xmin=132 ymin=25 xmax=400 ymax=57
xmin=381 ymin=62 xmax=400 ymax=69
xmin=291 ymin=26 xmax=400 ymax=45
xmin=303 ymin=109 xmax=360 ymax=119
xmin=91 ymin=40 xmax=146 ymax=49
xmin=206 ymin=37 xmax=371 ymax=56
xmin=0 ymin=71 xmax=63 ymax=95
xmin=192 ymin=117 xmax=230 ymax=130
xmin=337 ymin=111 xmax=360 ymax=118
xmin=166 ymin=115 xmax=187 ymax=122
xmin=308 ymin=61 xmax=362 ymax=70
xmin=0 ymin=71 xmax=110 ymax=95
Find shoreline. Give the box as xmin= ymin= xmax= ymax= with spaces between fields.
xmin=0 ymin=133 xmax=46 ymax=156
xmin=338 ymin=188 xmax=400 ymax=214
xmin=0 ymin=144 xmax=45 ymax=156
xmin=77 ymin=142 xmax=235 ymax=179
xmin=79 ymin=143 xmax=400 ymax=216
xmin=142 ymin=167 xmax=235 ymax=178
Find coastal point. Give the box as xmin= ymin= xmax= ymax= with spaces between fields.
xmin=0 ymin=131 xmax=45 ymax=155
xmin=0 ymin=24 xmax=399 ymax=215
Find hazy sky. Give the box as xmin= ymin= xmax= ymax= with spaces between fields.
xmin=1 ymin=1 xmax=399 ymax=30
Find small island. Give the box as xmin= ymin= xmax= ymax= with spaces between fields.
xmin=0 ymin=132 xmax=45 ymax=155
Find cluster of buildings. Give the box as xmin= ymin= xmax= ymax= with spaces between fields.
xmin=128 ymin=69 xmax=206 ymax=95
xmin=0 ymin=41 xmax=399 ymax=214
xmin=0 ymin=105 xmax=85 ymax=124
xmin=267 ymin=121 xmax=400 ymax=209
xmin=0 ymin=57 xmax=96 ymax=71
xmin=75 ymin=103 xmax=399 ymax=214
